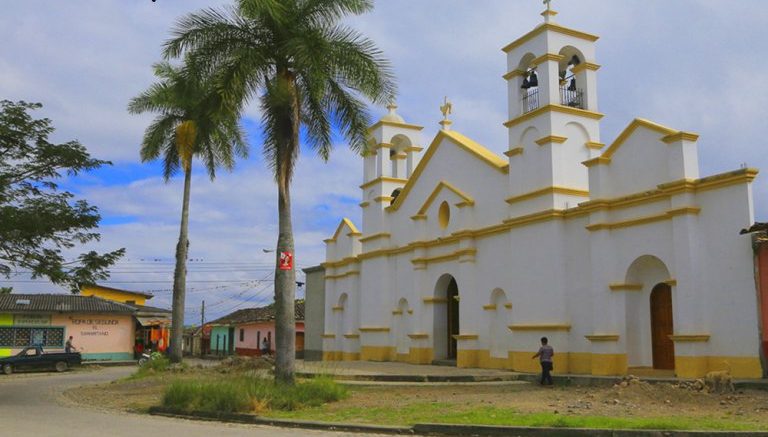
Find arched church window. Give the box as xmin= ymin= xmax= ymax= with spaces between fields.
xmin=390 ymin=188 xmax=401 ymax=205
xmin=438 ymin=201 xmax=450 ymax=229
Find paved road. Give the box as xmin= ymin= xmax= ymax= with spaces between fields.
xmin=0 ymin=367 xmax=398 ymax=437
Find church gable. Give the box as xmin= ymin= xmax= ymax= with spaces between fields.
xmin=324 ymin=218 xmax=361 ymax=262
xmin=586 ymin=118 xmax=700 ymax=199
xmin=385 ymin=130 xmax=509 ymax=233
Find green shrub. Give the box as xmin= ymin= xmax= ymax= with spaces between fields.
xmin=163 ymin=380 xmax=201 ymax=410
xmin=161 ymin=376 xmax=347 ymax=413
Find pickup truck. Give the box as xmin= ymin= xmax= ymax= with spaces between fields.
xmin=0 ymin=346 xmax=81 ymax=375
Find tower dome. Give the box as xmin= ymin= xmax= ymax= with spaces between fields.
xmin=379 ymin=103 xmax=404 ymax=123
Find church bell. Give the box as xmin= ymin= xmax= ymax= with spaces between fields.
xmin=528 ymin=71 xmax=538 ymax=87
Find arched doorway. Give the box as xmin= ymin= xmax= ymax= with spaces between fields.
xmin=433 ymin=274 xmax=459 ymax=362
xmin=650 ymin=283 xmax=675 ymax=369
xmin=623 ymin=255 xmax=673 ymax=369
xmin=447 ymin=278 xmax=459 ymax=359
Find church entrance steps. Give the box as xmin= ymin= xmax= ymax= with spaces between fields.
xmin=431 ymin=359 xmax=457 ymax=367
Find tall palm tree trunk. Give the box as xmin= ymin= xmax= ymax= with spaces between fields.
xmin=274 ymin=179 xmax=296 ymax=383
xmin=169 ymin=165 xmax=192 ymax=363
xmin=274 ymin=71 xmax=299 ymax=383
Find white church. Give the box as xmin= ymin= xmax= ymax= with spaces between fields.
xmin=320 ymin=6 xmax=764 ymax=378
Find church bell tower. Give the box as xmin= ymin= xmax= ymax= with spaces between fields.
xmin=502 ymin=2 xmax=603 ymax=215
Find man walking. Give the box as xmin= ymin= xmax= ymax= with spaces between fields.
xmin=65 ymin=336 xmax=76 ymax=353
xmin=532 ymin=336 xmax=554 ymax=386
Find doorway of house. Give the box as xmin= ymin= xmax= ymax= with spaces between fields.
xmin=447 ymin=278 xmax=459 ymax=360
xmin=650 ymin=283 xmax=675 ymax=369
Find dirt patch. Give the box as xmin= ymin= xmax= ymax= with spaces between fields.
xmin=65 ymin=367 xmax=768 ymax=427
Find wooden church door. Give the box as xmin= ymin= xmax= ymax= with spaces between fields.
xmin=650 ymin=283 xmax=675 ymax=370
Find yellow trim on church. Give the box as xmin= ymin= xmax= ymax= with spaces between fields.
xmin=609 ymin=283 xmax=643 ymax=291
xmin=502 ymin=23 xmax=599 ymax=53
xmin=571 ymin=62 xmax=601 ymax=74
xmin=504 ymin=147 xmax=524 ymax=157
xmin=669 ymin=334 xmax=710 ymax=342
xmin=586 ymin=206 xmax=700 ymax=232
xmin=662 ymin=131 xmax=700 ymax=144
xmin=416 ymin=181 xmax=475 ymax=215
xmin=367 ymin=119 xmax=424 ymax=133
xmin=505 ymin=186 xmax=589 ymax=204
xmin=531 ymin=53 xmax=565 ymax=66
xmin=359 ymin=232 xmax=391 ymax=243
xmin=386 ymin=130 xmax=507 ymax=212
xmin=504 ymin=104 xmax=604 ymax=128
xmin=359 ymin=176 xmax=408 ymax=190
xmin=508 ymin=323 xmax=571 ymax=331
xmin=535 ymin=135 xmax=568 ymax=146
xmin=601 ymin=118 xmax=678 ymax=159
xmin=326 ymin=218 xmax=360 ymax=243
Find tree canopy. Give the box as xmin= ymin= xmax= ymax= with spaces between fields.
xmin=0 ymin=100 xmax=124 ymax=293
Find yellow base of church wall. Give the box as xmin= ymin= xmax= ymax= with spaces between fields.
xmin=407 ymin=347 xmax=434 ymax=364
xmin=322 ymin=351 xmax=360 ymax=361
xmin=457 ymin=350 xmax=510 ymax=369
xmin=322 ymin=348 xmax=763 ymax=379
xmin=675 ymin=356 xmax=762 ymax=379
xmin=360 ymin=346 xmax=396 ymax=361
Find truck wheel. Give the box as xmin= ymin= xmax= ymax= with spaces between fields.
xmin=2 ymin=364 xmax=12 ymax=375
xmin=55 ymin=361 xmax=68 ymax=372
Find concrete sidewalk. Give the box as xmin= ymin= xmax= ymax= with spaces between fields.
xmin=295 ymin=359 xmax=517 ymax=382
xmin=294 ymin=360 xmax=768 ymax=389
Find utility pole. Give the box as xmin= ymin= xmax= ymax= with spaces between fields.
xmin=201 ymin=300 xmax=205 ymax=326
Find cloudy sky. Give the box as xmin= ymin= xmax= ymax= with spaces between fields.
xmin=2 ymin=0 xmax=767 ymax=323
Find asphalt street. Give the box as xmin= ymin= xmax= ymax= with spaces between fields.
xmin=0 ymin=366 xmax=397 ymax=437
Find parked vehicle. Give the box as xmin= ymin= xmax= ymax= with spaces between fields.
xmin=137 ymin=351 xmax=163 ymax=366
xmin=0 ymin=346 xmax=82 ymax=375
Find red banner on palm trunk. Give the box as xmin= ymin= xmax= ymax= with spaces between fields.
xmin=279 ymin=251 xmax=293 ymax=270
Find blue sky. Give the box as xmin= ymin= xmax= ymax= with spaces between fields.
xmin=2 ymin=0 xmax=768 ymax=322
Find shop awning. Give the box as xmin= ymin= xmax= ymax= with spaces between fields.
xmin=135 ymin=316 xmax=170 ymax=327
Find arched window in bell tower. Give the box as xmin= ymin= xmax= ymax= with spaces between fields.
xmin=389 ymin=134 xmax=411 ymax=178
xmin=518 ymin=53 xmax=539 ymax=114
xmin=558 ymin=46 xmax=586 ymax=109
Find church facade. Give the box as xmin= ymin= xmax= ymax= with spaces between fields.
xmin=320 ymin=8 xmax=764 ymax=378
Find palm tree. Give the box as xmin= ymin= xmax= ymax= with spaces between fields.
xmin=128 ymin=62 xmax=247 ymax=363
xmin=163 ymin=0 xmax=395 ymax=382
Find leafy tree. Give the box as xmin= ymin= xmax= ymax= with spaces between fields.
xmin=0 ymin=100 xmax=125 ymax=293
xmin=164 ymin=0 xmax=395 ymax=382
xmin=128 ymin=62 xmax=247 ymax=363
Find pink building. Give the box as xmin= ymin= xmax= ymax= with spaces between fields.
xmin=0 ymin=294 xmax=137 ymax=361
xmin=206 ymin=301 xmax=304 ymax=357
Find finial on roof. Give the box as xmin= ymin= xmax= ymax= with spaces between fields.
xmin=380 ymin=101 xmax=405 ymax=123
xmin=439 ymin=96 xmax=453 ymax=131
xmin=541 ymin=0 xmax=558 ymax=23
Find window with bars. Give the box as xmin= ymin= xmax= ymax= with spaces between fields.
xmin=0 ymin=327 xmax=65 ymax=348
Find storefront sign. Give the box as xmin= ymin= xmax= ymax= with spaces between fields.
xmin=71 ymin=318 xmax=120 ymax=337
xmin=279 ymin=251 xmax=293 ymax=270
xmin=13 ymin=314 xmax=51 ymax=326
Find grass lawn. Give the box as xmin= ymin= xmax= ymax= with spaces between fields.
xmin=266 ymin=401 xmax=767 ymax=431
xmin=65 ymin=358 xmax=768 ymax=432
